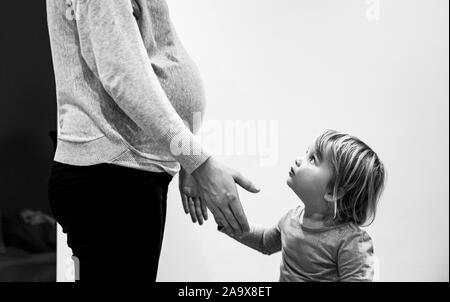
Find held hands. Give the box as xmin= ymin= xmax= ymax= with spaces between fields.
xmin=217 ymin=224 xmax=237 ymax=238
xmin=181 ymin=157 xmax=260 ymax=236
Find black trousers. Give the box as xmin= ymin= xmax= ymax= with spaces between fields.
xmin=47 ymin=161 xmax=173 ymax=282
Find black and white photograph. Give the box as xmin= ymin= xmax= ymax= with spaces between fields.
xmin=0 ymin=0 xmax=448 ymax=287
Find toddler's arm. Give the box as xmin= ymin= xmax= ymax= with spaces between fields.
xmin=219 ymin=224 xmax=281 ymax=255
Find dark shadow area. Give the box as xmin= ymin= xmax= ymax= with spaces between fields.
xmin=0 ymin=1 xmax=57 ymax=282
xmin=0 ymin=209 xmax=56 ymax=282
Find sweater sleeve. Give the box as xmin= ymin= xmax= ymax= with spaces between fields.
xmin=75 ymin=0 xmax=210 ymax=174
xmin=227 ymin=225 xmax=282 ymax=255
xmin=337 ymin=230 xmax=375 ymax=282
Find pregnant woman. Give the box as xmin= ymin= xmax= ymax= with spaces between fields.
xmin=47 ymin=0 xmax=259 ymax=282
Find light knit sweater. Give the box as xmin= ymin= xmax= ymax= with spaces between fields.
xmin=46 ymin=0 xmax=210 ymax=176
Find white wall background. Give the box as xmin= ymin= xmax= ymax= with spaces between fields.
xmin=58 ymin=0 xmax=449 ymax=282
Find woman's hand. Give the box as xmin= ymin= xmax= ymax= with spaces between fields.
xmin=179 ymin=167 xmax=208 ymax=225
xmin=191 ymin=156 xmax=261 ymax=236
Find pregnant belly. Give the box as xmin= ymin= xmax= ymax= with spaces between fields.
xmin=113 ymin=52 xmax=206 ymax=159
xmin=152 ymin=55 xmax=206 ymax=135
xmin=97 ymin=47 xmax=206 ymax=161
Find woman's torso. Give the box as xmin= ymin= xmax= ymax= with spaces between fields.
xmin=47 ymin=0 xmax=206 ymax=174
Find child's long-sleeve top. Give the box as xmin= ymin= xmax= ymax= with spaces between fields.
xmin=232 ymin=206 xmax=375 ymax=282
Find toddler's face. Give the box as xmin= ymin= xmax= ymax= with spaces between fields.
xmin=287 ymin=142 xmax=334 ymax=206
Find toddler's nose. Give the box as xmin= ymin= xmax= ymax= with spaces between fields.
xmin=295 ymin=158 xmax=302 ymax=167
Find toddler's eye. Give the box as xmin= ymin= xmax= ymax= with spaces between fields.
xmin=309 ymin=156 xmax=315 ymax=163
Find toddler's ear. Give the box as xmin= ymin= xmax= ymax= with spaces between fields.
xmin=324 ymin=189 xmax=345 ymax=203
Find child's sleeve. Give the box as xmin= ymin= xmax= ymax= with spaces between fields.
xmin=223 ymin=225 xmax=281 ymax=255
xmin=337 ymin=230 xmax=375 ymax=282
xmin=219 ymin=208 xmax=300 ymax=255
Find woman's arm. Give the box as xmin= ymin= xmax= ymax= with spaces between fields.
xmin=220 ymin=225 xmax=281 ymax=255
xmin=75 ymin=0 xmax=209 ymax=174
xmin=74 ymin=0 xmax=260 ymax=236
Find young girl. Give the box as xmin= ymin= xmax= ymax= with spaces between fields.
xmin=219 ymin=129 xmax=386 ymax=282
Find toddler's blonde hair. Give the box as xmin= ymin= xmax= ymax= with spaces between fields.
xmin=315 ymin=130 xmax=386 ymax=226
